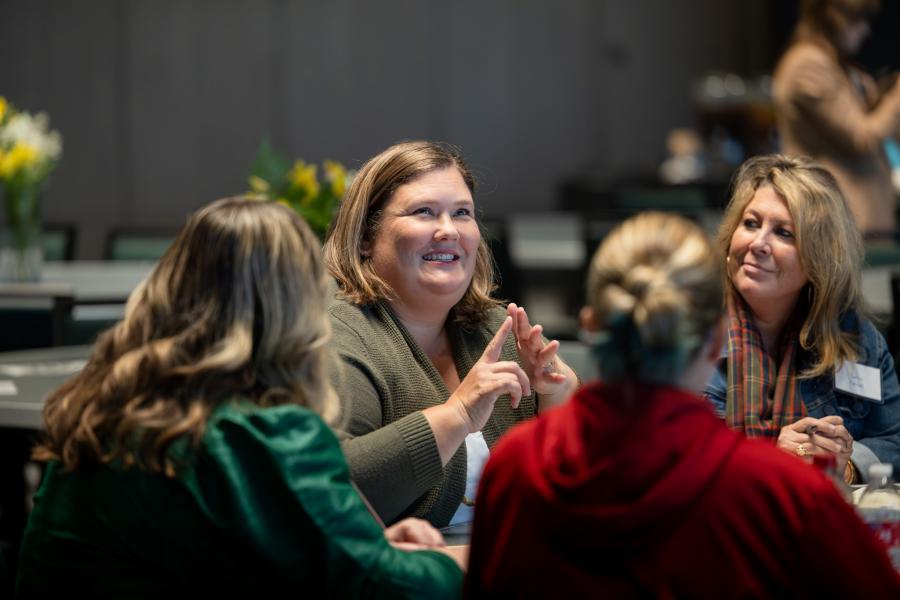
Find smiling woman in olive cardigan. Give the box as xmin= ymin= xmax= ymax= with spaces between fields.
xmin=324 ymin=141 xmax=578 ymax=527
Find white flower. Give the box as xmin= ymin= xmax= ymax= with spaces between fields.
xmin=0 ymin=112 xmax=62 ymax=163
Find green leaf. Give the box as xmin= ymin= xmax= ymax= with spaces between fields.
xmin=249 ymin=138 xmax=291 ymax=194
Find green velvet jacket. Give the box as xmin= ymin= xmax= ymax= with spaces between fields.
xmin=16 ymin=402 xmax=462 ymax=598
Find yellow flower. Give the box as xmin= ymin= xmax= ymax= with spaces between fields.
xmin=288 ymin=160 xmax=320 ymax=203
xmin=276 ymin=197 xmax=292 ymax=208
xmin=324 ymin=159 xmax=348 ymax=197
xmin=248 ymin=175 xmax=270 ymax=194
xmin=0 ymin=143 xmax=39 ymax=179
xmin=0 ymin=96 xmax=7 ymax=122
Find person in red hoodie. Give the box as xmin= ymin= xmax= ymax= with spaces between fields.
xmin=466 ymin=211 xmax=900 ymax=598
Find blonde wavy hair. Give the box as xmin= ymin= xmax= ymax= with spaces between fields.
xmin=323 ymin=140 xmax=499 ymax=324
xmin=35 ymin=197 xmax=339 ymax=474
xmin=716 ymin=154 xmax=865 ymax=378
xmin=586 ymin=212 xmax=722 ymax=384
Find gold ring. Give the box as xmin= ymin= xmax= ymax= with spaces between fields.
xmin=795 ymin=443 xmax=808 ymax=457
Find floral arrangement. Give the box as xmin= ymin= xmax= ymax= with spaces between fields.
xmin=0 ymin=97 xmax=62 ymax=189
xmin=0 ymin=96 xmax=63 ymax=280
xmin=247 ymin=139 xmax=352 ymax=239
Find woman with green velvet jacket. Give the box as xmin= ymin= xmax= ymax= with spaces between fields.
xmin=16 ymin=198 xmax=463 ymax=598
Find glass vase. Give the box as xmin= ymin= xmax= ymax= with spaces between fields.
xmin=1 ymin=184 xmax=43 ymax=282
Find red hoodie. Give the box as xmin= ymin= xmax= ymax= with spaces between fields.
xmin=466 ymin=381 xmax=900 ymax=598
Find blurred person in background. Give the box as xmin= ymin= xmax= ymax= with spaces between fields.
xmin=773 ymin=0 xmax=900 ymax=235
xmin=16 ymin=198 xmax=463 ymax=597
xmin=323 ymin=140 xmax=578 ymax=528
xmin=705 ymin=154 xmax=900 ymax=484
xmin=466 ymin=211 xmax=900 ymax=597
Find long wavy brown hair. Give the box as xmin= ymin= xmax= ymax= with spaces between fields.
xmin=34 ymin=197 xmax=339 ymax=475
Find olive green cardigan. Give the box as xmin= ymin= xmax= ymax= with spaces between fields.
xmin=329 ymin=298 xmax=538 ymax=527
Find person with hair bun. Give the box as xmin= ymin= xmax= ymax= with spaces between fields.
xmin=466 ymin=211 xmax=900 ymax=597
xmin=16 ymin=198 xmax=463 ymax=597
xmin=705 ymin=154 xmax=900 ymax=483
xmin=324 ymin=141 xmax=578 ymax=528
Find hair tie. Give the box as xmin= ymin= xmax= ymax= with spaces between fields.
xmin=583 ymin=311 xmax=701 ymax=384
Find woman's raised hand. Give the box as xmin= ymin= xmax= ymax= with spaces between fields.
xmin=424 ymin=317 xmax=530 ymax=465
xmin=506 ymin=303 xmax=575 ymax=400
xmin=447 ymin=316 xmax=531 ymax=434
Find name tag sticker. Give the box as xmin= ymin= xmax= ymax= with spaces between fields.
xmin=835 ymin=361 xmax=882 ymax=403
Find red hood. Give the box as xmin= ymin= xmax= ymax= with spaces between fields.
xmin=519 ymin=381 xmax=742 ymax=552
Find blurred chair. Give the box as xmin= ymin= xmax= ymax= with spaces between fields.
xmin=614 ymin=186 xmax=722 ymax=234
xmin=584 ymin=218 xmax=621 ymax=272
xmin=505 ymin=213 xmax=586 ymax=340
xmin=864 ymin=242 xmax=900 ymax=268
xmin=481 ymin=218 xmax=523 ymax=305
xmin=0 ymin=223 xmax=75 ymax=263
xmin=884 ymin=271 xmax=900 ymax=359
xmin=613 ymin=186 xmax=708 ymax=213
xmin=864 ymin=240 xmax=900 ymax=355
xmin=0 ymin=309 xmax=55 ymax=352
xmin=104 ymin=228 xmax=175 ymax=261
xmin=63 ymin=311 xmax=118 ymax=347
xmin=40 ymin=223 xmax=77 ymax=261
xmin=564 ymin=176 xmax=724 ymax=275
xmin=81 ymin=226 xmax=170 ymax=343
xmin=507 ymin=213 xmax=586 ymax=271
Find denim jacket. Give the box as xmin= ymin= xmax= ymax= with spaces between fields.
xmin=704 ymin=312 xmax=900 ymax=482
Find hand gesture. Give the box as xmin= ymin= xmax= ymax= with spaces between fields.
xmin=777 ymin=415 xmax=853 ymax=477
xmin=506 ymin=303 xmax=569 ymax=396
xmin=447 ymin=316 xmax=530 ymax=434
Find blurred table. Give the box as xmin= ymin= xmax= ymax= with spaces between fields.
xmin=0 ymin=345 xmax=90 ymax=429
xmin=0 ymin=260 xmax=154 ymax=302
xmin=0 ymin=344 xmax=91 ymax=590
xmin=440 ymin=522 xmax=472 ymax=546
xmin=0 ymin=261 xmax=154 ymax=345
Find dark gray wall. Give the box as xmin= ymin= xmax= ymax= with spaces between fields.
xmin=0 ymin=0 xmax=775 ymax=258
